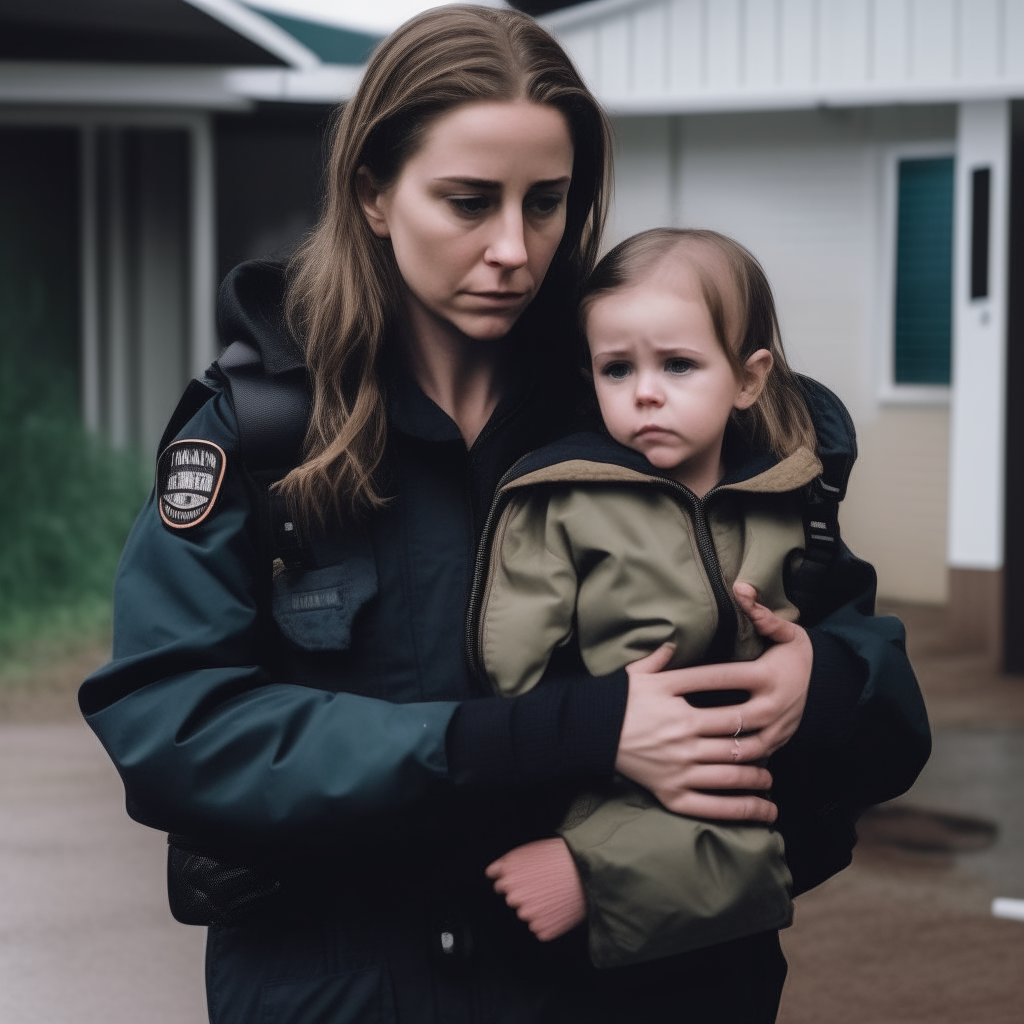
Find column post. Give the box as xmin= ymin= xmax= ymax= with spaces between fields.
xmin=947 ymin=101 xmax=1011 ymax=664
xmin=189 ymin=113 xmax=217 ymax=377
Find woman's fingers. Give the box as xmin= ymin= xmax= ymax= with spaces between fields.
xmin=662 ymin=790 xmax=779 ymax=823
xmin=733 ymin=581 xmax=801 ymax=645
xmin=682 ymin=763 xmax=773 ymax=791
xmin=695 ymin=733 xmax=769 ymax=763
xmin=626 ymin=641 xmax=676 ymax=675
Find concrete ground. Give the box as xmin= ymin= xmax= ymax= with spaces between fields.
xmin=1 ymin=605 xmax=1023 ymax=1023
xmin=0 ymin=720 xmax=207 ymax=1024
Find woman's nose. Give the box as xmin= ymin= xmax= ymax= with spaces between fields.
xmin=484 ymin=206 xmax=529 ymax=270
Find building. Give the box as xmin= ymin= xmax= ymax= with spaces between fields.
xmin=0 ymin=0 xmax=374 ymax=455
xmin=3 ymin=0 xmax=1022 ymax=668
xmin=534 ymin=0 xmax=1024 ymax=671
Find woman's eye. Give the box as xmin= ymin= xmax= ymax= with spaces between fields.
xmin=665 ymin=358 xmax=695 ymax=375
xmin=602 ymin=362 xmax=631 ymax=380
xmin=449 ymin=196 xmax=490 ymax=216
xmin=527 ymin=193 xmax=564 ymax=216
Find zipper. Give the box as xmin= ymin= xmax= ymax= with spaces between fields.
xmin=463 ymin=467 xmax=739 ymax=683
xmin=653 ymin=479 xmax=738 ymax=665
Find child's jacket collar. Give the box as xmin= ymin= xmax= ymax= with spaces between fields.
xmin=497 ymin=427 xmax=822 ymax=498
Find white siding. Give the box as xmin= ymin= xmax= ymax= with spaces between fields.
xmin=544 ymin=0 xmax=1024 ymax=112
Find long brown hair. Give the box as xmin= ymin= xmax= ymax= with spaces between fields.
xmin=580 ymin=228 xmax=816 ymax=457
xmin=280 ymin=5 xmax=612 ymax=521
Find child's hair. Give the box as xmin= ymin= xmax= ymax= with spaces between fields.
xmin=581 ymin=228 xmax=816 ymax=458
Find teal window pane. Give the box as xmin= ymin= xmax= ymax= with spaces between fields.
xmin=894 ymin=157 xmax=954 ymax=385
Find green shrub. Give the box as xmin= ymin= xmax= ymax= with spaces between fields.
xmin=0 ymin=338 xmax=149 ymax=670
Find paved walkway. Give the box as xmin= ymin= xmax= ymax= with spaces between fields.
xmin=0 ymin=722 xmax=206 ymax=1024
xmin=1 ymin=605 xmax=1023 ymax=1023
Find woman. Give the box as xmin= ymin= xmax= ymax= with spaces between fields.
xmin=80 ymin=7 xmax=929 ymax=1023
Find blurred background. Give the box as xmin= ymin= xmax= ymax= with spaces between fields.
xmin=1 ymin=1 xmax=1022 ymax=1021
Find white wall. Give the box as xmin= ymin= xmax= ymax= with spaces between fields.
xmin=608 ymin=105 xmax=957 ymax=602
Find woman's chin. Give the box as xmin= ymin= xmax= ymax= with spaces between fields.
xmin=453 ymin=313 xmax=521 ymax=344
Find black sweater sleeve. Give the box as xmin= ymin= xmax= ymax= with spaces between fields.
xmin=446 ymin=670 xmax=629 ymax=788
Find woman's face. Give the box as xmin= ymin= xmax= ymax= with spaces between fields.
xmin=359 ymin=100 xmax=574 ymax=342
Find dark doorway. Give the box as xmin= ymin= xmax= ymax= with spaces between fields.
xmin=0 ymin=128 xmax=80 ymax=411
xmin=215 ymin=103 xmax=332 ymax=287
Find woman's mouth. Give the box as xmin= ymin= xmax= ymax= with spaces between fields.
xmin=467 ymin=291 xmax=528 ymax=305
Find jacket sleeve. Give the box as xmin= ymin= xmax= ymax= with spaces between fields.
xmin=559 ymin=783 xmax=792 ymax=969
xmin=78 ymin=391 xmax=464 ymax=850
xmin=480 ymin=494 xmax=579 ymax=696
xmin=80 ymin=390 xmax=630 ymax=852
xmin=770 ymin=541 xmax=932 ymax=894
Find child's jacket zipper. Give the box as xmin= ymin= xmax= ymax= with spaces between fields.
xmin=464 ymin=466 xmax=737 ymax=685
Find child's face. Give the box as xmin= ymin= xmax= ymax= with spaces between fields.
xmin=586 ymin=267 xmax=768 ymax=496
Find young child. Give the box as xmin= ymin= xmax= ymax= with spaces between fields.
xmin=474 ymin=228 xmax=828 ymax=968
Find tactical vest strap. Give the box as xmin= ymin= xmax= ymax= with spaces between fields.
xmin=787 ymin=376 xmax=857 ymax=623
xmin=217 ymin=340 xmax=310 ymax=476
xmin=788 ymin=478 xmax=842 ymax=622
xmin=216 ymin=339 xmax=311 ymax=567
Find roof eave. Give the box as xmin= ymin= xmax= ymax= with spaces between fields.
xmin=183 ymin=0 xmax=320 ymax=69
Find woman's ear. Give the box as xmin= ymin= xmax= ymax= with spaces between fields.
xmin=734 ymin=348 xmax=773 ymax=410
xmin=355 ymin=166 xmax=391 ymax=238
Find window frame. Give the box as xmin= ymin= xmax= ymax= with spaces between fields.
xmin=876 ymin=141 xmax=956 ymax=406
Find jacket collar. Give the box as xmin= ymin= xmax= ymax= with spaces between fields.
xmin=383 ymin=346 xmax=535 ymax=446
xmin=499 ymin=427 xmax=822 ymax=497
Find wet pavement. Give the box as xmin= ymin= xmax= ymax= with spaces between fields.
xmin=0 ymin=722 xmax=207 ymax=1024
xmin=779 ymin=604 xmax=1024 ymax=1024
xmin=1 ymin=606 xmax=1022 ymax=1023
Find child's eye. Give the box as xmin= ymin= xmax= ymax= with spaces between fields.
xmin=449 ymin=196 xmax=490 ymax=216
xmin=602 ymin=362 xmax=631 ymax=380
xmin=665 ymin=358 xmax=695 ymax=375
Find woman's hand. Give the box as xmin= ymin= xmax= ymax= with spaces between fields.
xmin=614 ymin=582 xmax=812 ymax=821
xmin=485 ymin=838 xmax=587 ymax=942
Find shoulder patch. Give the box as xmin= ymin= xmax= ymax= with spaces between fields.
xmin=157 ymin=440 xmax=227 ymax=530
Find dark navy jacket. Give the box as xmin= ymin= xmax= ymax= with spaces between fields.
xmin=80 ymin=262 xmax=930 ymax=1024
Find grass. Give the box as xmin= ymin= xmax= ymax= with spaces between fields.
xmin=0 ymin=340 xmax=149 ymax=682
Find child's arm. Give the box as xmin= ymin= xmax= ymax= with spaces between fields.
xmin=485 ymin=784 xmax=792 ymax=966
xmin=487 ymin=591 xmax=797 ymax=967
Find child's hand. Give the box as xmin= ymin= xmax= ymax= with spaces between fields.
xmin=485 ymin=838 xmax=587 ymax=942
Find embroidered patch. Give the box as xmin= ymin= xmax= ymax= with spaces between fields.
xmin=157 ymin=439 xmax=227 ymax=530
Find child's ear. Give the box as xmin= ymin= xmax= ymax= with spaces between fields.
xmin=734 ymin=349 xmax=773 ymax=410
xmin=356 ymin=166 xmax=391 ymax=239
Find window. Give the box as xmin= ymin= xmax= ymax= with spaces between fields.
xmin=893 ymin=156 xmax=954 ymax=386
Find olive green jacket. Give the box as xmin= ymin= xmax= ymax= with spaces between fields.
xmin=471 ymin=431 xmax=823 ymax=968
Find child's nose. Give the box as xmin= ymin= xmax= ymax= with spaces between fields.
xmin=635 ymin=374 xmax=664 ymax=406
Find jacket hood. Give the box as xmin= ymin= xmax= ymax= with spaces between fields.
xmin=217 ymin=260 xmax=305 ymax=377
